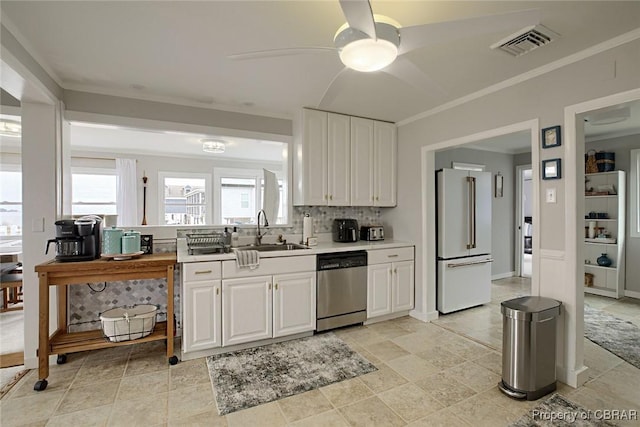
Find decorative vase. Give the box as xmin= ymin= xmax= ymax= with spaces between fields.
xmin=596 ymin=253 xmax=612 ymax=267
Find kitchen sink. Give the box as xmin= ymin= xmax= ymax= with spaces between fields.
xmin=234 ymin=243 xmax=311 ymax=252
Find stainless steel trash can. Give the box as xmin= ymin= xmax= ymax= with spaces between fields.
xmin=498 ymin=296 xmax=562 ymax=401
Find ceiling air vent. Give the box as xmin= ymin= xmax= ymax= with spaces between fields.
xmin=491 ymin=25 xmax=560 ymax=57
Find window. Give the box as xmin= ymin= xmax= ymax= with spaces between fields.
xmin=213 ymin=168 xmax=287 ymax=225
xmin=158 ymin=172 xmax=211 ymax=225
xmin=631 ymin=149 xmax=640 ymax=238
xmin=0 ymin=168 xmax=22 ymax=237
xmin=71 ymin=168 xmax=117 ymax=216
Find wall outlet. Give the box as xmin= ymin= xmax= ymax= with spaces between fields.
xmin=546 ymin=188 xmax=557 ymax=203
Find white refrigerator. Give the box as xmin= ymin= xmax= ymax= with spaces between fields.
xmin=436 ymin=168 xmax=493 ymax=314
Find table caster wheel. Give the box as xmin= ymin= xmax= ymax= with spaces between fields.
xmin=168 ymin=356 xmax=179 ymax=365
xmin=34 ymin=379 xmax=48 ymax=391
xmin=56 ymin=354 xmax=67 ymax=365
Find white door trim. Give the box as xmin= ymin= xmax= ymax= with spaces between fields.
xmin=420 ymin=119 xmax=539 ymax=320
xmin=515 ymin=164 xmax=532 ymax=278
xmin=564 ymin=87 xmax=640 ymax=388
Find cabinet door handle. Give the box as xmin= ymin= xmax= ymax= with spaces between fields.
xmin=329 ymin=195 xmax=333 ymax=200
xmin=394 ymin=268 xmax=398 ymax=274
xmin=325 ymin=194 xmax=328 ymax=200
xmin=388 ymin=254 xmax=399 ymax=258
xmin=376 ymin=196 xmax=379 ymax=201
xmin=194 ymin=270 xmax=212 ymax=275
xmin=275 ymin=283 xmax=279 ymax=290
xmin=268 ymin=283 xmax=272 ymax=290
xmin=216 ymin=287 xmax=219 ymax=295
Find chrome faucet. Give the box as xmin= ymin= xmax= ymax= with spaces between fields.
xmin=256 ymin=209 xmax=269 ymax=245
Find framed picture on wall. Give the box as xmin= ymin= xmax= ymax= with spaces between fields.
xmin=542 ymin=158 xmax=562 ymax=180
xmin=541 ymin=125 xmax=562 ymax=148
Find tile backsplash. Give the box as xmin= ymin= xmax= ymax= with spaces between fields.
xmin=177 ymin=206 xmax=386 ymax=238
xmin=69 ymin=206 xmax=388 ymax=334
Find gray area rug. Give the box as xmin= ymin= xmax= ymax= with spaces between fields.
xmin=206 ymin=332 xmax=377 ymax=415
xmin=584 ymin=305 xmax=640 ymax=369
xmin=511 ymin=394 xmax=617 ymax=426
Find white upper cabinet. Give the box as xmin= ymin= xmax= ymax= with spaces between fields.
xmin=351 ymin=118 xmax=397 ymax=207
xmin=350 ymin=117 xmax=375 ymax=206
xmin=374 ymin=121 xmax=397 ymax=207
xmin=295 ymin=108 xmax=396 ymax=207
xmin=327 ymin=113 xmax=351 ymax=206
xmin=300 ymin=109 xmax=328 ymax=205
xmin=296 ymin=109 xmax=350 ymax=206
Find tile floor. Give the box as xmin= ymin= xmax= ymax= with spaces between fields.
xmin=1 ymin=278 xmax=639 ymax=426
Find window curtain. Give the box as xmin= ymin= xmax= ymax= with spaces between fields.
xmin=116 ymin=158 xmax=138 ymax=227
xmin=263 ymin=168 xmax=280 ymax=224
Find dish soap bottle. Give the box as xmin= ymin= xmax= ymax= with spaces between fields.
xmin=231 ymin=227 xmax=239 ymax=248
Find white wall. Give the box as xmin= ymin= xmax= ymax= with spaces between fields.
xmin=385 ymin=37 xmax=640 ymax=386
xmin=21 ymin=101 xmax=60 ymax=368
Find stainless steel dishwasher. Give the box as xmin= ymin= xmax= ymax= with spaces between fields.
xmin=316 ymin=251 xmax=367 ymax=332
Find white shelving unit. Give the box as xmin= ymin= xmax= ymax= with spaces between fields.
xmin=583 ymin=171 xmax=625 ymax=299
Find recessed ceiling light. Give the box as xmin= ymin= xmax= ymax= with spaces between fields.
xmin=584 ymin=106 xmax=631 ymax=126
xmin=201 ymin=138 xmax=226 ymax=153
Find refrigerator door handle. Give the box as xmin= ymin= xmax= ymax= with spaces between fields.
xmin=447 ymin=258 xmax=494 ymax=268
xmin=466 ymin=176 xmax=477 ymax=249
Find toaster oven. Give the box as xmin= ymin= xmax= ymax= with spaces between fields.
xmin=360 ymin=226 xmax=384 ymax=241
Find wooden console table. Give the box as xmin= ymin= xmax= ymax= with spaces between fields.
xmin=34 ymin=253 xmax=177 ymax=391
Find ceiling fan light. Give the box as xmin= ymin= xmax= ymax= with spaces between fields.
xmin=0 ymin=119 xmax=21 ymax=138
xmin=201 ymin=138 xmax=226 ymax=153
xmin=339 ymin=38 xmax=398 ymax=72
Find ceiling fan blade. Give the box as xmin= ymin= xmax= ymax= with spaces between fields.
xmin=228 ymin=47 xmax=336 ymax=61
xmin=398 ymin=8 xmax=540 ymax=55
xmin=383 ymin=56 xmax=447 ymax=97
xmin=318 ymin=67 xmax=351 ymax=109
xmin=339 ymin=0 xmax=377 ymax=39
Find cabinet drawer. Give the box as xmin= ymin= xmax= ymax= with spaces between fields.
xmin=222 ymin=255 xmax=316 ymax=279
xmin=367 ymin=247 xmax=414 ymax=265
xmin=183 ymin=261 xmax=222 ymax=281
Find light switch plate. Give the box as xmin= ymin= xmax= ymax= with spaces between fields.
xmin=546 ymin=188 xmax=557 ymax=203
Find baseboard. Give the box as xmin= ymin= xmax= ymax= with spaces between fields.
xmin=365 ymin=311 xmax=409 ymax=325
xmin=409 ymin=309 xmax=439 ymax=322
xmin=557 ymin=364 xmax=589 ymax=388
xmin=24 ymin=354 xmax=57 ymax=370
xmin=492 ymin=271 xmax=515 ymax=280
xmin=624 ymin=289 xmax=640 ymax=299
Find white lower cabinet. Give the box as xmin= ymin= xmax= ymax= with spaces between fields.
xmin=182 ymin=262 xmax=222 ymax=354
xmin=367 ymin=247 xmax=414 ymax=320
xmin=222 ymin=276 xmax=273 ymax=347
xmin=222 ymin=271 xmax=316 ymax=347
xmin=273 ymin=273 xmax=316 ymax=337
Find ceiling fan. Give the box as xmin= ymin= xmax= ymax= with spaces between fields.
xmin=229 ymin=0 xmax=540 ymax=109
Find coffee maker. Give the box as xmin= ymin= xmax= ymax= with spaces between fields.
xmin=46 ymin=216 xmax=102 ymax=262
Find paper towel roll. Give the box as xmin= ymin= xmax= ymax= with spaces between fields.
xmin=303 ymin=215 xmax=314 ymax=244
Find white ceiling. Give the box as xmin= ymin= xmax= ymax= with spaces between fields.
xmin=2 ymin=1 xmax=640 ymax=123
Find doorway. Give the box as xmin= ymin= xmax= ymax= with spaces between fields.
xmin=516 ymin=165 xmax=533 ymax=278
xmin=0 ymin=101 xmax=25 ymax=390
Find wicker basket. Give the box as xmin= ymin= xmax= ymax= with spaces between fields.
xmin=100 ymin=304 xmax=158 ymax=342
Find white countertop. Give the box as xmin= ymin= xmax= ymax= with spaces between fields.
xmin=177 ymin=238 xmax=415 ymax=263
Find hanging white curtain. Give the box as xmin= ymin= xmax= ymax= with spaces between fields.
xmin=263 ymin=168 xmax=280 ymax=224
xmin=116 ymin=158 xmax=138 ymax=227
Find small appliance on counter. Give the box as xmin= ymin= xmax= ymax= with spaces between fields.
xmin=46 ymin=216 xmax=102 ymax=262
xmin=332 ymin=219 xmax=359 ymax=242
xmin=360 ymin=225 xmax=384 ymax=241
